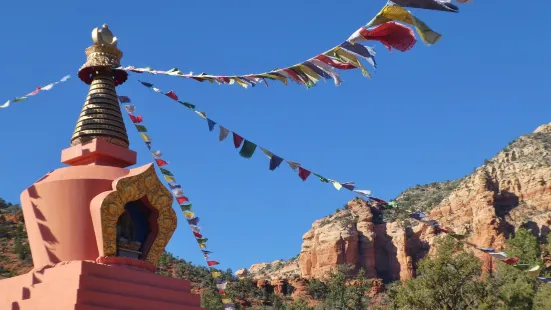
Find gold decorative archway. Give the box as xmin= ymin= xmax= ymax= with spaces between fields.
xmin=98 ymin=164 xmax=177 ymax=265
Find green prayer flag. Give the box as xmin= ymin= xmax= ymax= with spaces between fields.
xmin=160 ymin=168 xmax=173 ymax=176
xmin=514 ymin=264 xmax=533 ymax=271
xmin=239 ymin=140 xmax=257 ymax=159
xmin=197 ymin=238 xmax=208 ymax=244
xmin=178 ymin=100 xmax=196 ymax=110
xmin=314 ymin=173 xmax=329 ymax=183
xmin=135 ymin=125 xmax=147 ymax=132
xmin=180 ymin=204 xmax=192 ymax=212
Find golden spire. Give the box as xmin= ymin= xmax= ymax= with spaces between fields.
xmin=71 ymin=24 xmax=129 ymax=148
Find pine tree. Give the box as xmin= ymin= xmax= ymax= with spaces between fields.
xmin=394 ymin=236 xmax=487 ymax=309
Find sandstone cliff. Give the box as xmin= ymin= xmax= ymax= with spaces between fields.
xmin=239 ymin=122 xmax=551 ymax=283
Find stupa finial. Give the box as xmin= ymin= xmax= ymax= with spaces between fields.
xmin=71 ymin=24 xmax=130 ymax=149
xmin=92 ymin=24 xmax=118 ymax=47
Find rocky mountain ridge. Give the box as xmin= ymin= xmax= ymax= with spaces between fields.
xmin=238 ymin=122 xmax=551 ymax=283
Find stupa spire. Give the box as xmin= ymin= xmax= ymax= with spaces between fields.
xmin=71 ymin=24 xmax=129 ymax=148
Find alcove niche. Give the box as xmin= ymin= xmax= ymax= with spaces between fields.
xmin=116 ymin=198 xmax=159 ymax=260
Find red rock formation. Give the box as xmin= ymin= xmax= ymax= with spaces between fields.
xmin=241 ymin=123 xmax=551 ymax=286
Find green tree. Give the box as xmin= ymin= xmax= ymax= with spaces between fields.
xmin=394 ymin=236 xmax=487 ymax=309
xmin=200 ymin=285 xmax=224 ymax=310
xmin=307 ymin=279 xmax=328 ymax=300
xmin=485 ymin=228 xmax=540 ymax=310
xmin=286 ymin=297 xmax=314 ymax=310
xmin=346 ymin=269 xmax=371 ymax=310
xmin=323 ymin=264 xmax=352 ymax=310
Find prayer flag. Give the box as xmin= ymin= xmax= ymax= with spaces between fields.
xmin=233 ymin=133 xmax=244 ymax=148
xmin=140 ymin=133 xmax=151 ymax=142
xmin=180 ymin=204 xmax=192 ymax=212
xmin=160 ymin=168 xmax=173 ymax=176
xmin=169 ymin=183 xmax=181 ymax=190
xmin=187 ymin=217 xmax=200 ymax=225
xmin=183 ymin=211 xmax=195 ymax=219
xmin=178 ymin=100 xmax=196 ymax=110
xmin=348 ymin=23 xmax=416 ymax=52
xmin=367 ymin=5 xmax=441 ymax=45
xmin=129 ymin=114 xmax=142 ymax=123
xmin=193 ymin=231 xmax=203 ymax=238
xmin=501 ymin=257 xmax=520 ymax=265
xmin=207 ymin=261 xmax=220 ymax=267
xmin=354 ymin=189 xmax=372 ymax=196
xmin=207 ymin=119 xmax=216 ymax=131
xmin=391 ymin=0 xmax=459 ymax=13
xmin=177 ymin=196 xmax=189 ymax=204
xmin=155 ymin=159 xmax=169 ymax=167
xmin=140 ymin=81 xmax=154 ymax=88
xmin=341 ymin=182 xmax=356 ymax=190
xmin=219 ymin=126 xmax=230 ymax=141
xmin=165 ymin=90 xmax=178 ymax=100
xmin=135 ymin=125 xmax=147 ymax=132
xmin=298 ymin=167 xmax=311 ymax=181
xmin=270 ymin=155 xmax=284 ymax=171
xmin=164 ymin=175 xmax=176 ymax=183
xmin=287 ymin=161 xmax=301 ymax=171
xmin=314 ymin=173 xmax=329 ymax=183
xmin=118 ymin=96 xmax=131 ymax=103
xmin=239 ymin=140 xmax=257 ymax=158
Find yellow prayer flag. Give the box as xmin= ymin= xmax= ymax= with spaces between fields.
xmin=195 ymin=111 xmax=207 ymax=119
xmin=526 ymin=266 xmax=541 ymax=277
xmin=332 ymin=181 xmax=343 ymax=191
xmin=233 ymin=77 xmax=249 ymax=88
xmin=295 ymin=64 xmax=321 ymax=84
xmin=333 ymin=48 xmax=371 ymax=78
xmin=259 ymin=73 xmax=288 ymax=85
xmin=199 ymin=243 xmax=207 ymax=249
xmin=212 ymin=271 xmax=222 ymax=278
xmin=164 ymin=175 xmax=176 ymax=183
xmin=184 ymin=211 xmax=195 ymax=219
xmin=222 ymin=299 xmax=232 ymax=304
xmin=140 ymin=133 xmax=151 ymax=142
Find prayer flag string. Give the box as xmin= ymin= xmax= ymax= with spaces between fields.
xmin=116 ymin=0 xmax=471 ymax=89
xmin=369 ymin=198 xmax=551 ymax=284
xmin=138 ymin=80 xmax=373 ymax=199
xmin=120 ymin=96 xmax=236 ymax=310
xmin=0 ymin=75 xmax=71 ymax=109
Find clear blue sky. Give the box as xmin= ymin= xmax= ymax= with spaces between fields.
xmin=0 ymin=1 xmax=550 ymax=273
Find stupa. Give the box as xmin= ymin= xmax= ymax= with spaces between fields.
xmin=0 ymin=25 xmax=206 ymax=310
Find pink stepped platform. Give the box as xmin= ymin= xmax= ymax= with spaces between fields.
xmin=0 ymin=261 xmax=206 ymax=310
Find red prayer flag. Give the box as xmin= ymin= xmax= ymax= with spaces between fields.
xmin=155 ymin=159 xmax=169 ymax=167
xmin=129 ymin=114 xmax=143 ymax=124
xmin=176 ymin=196 xmax=189 ymax=204
xmin=26 ymin=87 xmax=41 ymax=96
xmin=359 ymin=22 xmax=416 ymax=53
xmin=282 ymin=68 xmax=305 ymax=85
xmin=298 ymin=167 xmax=311 ymax=181
xmin=233 ymin=133 xmax=244 ymax=148
xmin=193 ymin=231 xmax=203 ymax=238
xmin=165 ymin=91 xmax=178 ymax=101
xmin=207 ymin=261 xmax=220 ymax=266
xmin=501 ymin=257 xmax=520 ymax=265
xmin=219 ymin=289 xmax=226 ymax=295
xmin=314 ymin=55 xmax=356 ymax=70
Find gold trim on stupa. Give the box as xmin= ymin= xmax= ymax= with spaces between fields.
xmin=71 ymin=24 xmax=130 ymax=148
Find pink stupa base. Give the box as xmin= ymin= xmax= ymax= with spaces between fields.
xmin=0 ymin=261 xmax=204 ymax=309
xmin=0 ymin=139 xmax=206 ymax=309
